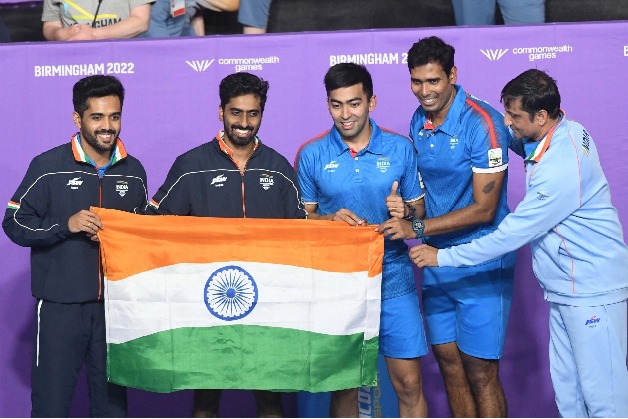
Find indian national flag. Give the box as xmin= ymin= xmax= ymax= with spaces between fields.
xmin=94 ymin=208 xmax=383 ymax=394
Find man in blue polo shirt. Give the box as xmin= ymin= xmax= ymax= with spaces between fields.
xmin=378 ymin=36 xmax=515 ymax=417
xmin=411 ymin=69 xmax=628 ymax=418
xmin=295 ymin=63 xmax=428 ymax=417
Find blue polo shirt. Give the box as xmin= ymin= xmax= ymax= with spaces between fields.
xmin=410 ymin=85 xmax=511 ymax=249
xmin=295 ymin=119 xmax=424 ymax=299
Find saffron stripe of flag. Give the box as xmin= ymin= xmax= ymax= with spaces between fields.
xmin=94 ymin=208 xmax=383 ymax=394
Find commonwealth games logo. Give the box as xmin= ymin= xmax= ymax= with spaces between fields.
xmin=204 ymin=265 xmax=258 ymax=321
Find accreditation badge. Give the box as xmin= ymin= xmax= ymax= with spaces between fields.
xmin=170 ymin=0 xmax=186 ymax=17
xmin=488 ymin=148 xmax=503 ymax=167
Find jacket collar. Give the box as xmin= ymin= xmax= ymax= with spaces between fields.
xmin=524 ymin=110 xmax=566 ymax=163
xmin=215 ymin=130 xmax=260 ymax=158
xmin=71 ymin=132 xmax=127 ymax=165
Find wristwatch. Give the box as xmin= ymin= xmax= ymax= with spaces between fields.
xmin=412 ymin=218 xmax=425 ymax=239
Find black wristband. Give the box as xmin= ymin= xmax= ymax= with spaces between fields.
xmin=403 ymin=203 xmax=416 ymax=221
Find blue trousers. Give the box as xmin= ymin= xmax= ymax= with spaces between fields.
xmin=549 ymin=300 xmax=628 ymax=417
xmin=31 ymin=300 xmax=127 ymax=417
xmin=452 ymin=0 xmax=545 ymax=25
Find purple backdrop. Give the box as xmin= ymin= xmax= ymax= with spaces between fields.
xmin=1 ymin=22 xmax=627 ymax=417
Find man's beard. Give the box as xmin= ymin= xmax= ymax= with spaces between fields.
xmin=82 ymin=129 xmax=117 ymax=152
xmin=224 ymin=124 xmax=256 ymax=147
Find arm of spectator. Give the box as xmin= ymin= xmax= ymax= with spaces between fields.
xmin=197 ymin=0 xmax=239 ymax=12
xmin=43 ymin=20 xmax=81 ymax=41
xmin=238 ymin=0 xmax=270 ymax=33
xmin=191 ymin=12 xmax=205 ymax=35
xmin=243 ymin=26 xmax=265 ymax=34
xmin=67 ymin=4 xmax=151 ymax=40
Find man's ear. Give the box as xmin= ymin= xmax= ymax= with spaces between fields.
xmin=73 ymin=111 xmax=82 ymax=129
xmin=535 ymin=109 xmax=549 ymax=126
xmin=449 ymin=66 xmax=458 ymax=84
xmin=369 ymin=95 xmax=377 ymax=112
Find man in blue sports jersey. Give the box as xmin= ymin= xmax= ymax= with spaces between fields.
xmin=411 ymin=69 xmax=628 ymax=418
xmin=378 ymin=36 xmax=516 ymax=417
xmin=295 ymin=63 xmax=428 ymax=417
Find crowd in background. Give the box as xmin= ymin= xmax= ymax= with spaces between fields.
xmin=0 ymin=0 xmax=549 ymax=44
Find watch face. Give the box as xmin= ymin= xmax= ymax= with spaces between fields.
xmin=412 ymin=219 xmax=424 ymax=238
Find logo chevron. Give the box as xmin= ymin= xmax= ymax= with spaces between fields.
xmin=185 ymin=59 xmax=216 ymax=72
xmin=480 ymin=49 xmax=509 ymax=61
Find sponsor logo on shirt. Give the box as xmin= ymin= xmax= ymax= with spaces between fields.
xmin=536 ymin=189 xmax=549 ymax=201
xmin=115 ymin=180 xmax=129 ymax=197
xmin=585 ymin=315 xmax=600 ymax=327
xmin=488 ymin=148 xmax=503 ymax=167
xmin=376 ymin=158 xmax=390 ymax=173
xmin=450 ymin=135 xmax=459 ymax=150
xmin=582 ymin=130 xmax=591 ymax=156
xmin=211 ymin=174 xmax=228 ymax=187
xmin=259 ymin=174 xmax=274 ymax=190
xmin=67 ymin=177 xmax=83 ymax=189
xmin=324 ymin=160 xmax=340 ymax=172
xmin=92 ymin=18 xmax=122 ymax=28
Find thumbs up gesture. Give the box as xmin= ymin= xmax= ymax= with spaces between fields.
xmin=386 ymin=181 xmax=406 ymax=219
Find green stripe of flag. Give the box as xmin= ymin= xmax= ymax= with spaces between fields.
xmin=107 ymin=325 xmax=378 ymax=393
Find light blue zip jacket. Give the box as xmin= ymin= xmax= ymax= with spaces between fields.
xmin=438 ymin=112 xmax=628 ymax=306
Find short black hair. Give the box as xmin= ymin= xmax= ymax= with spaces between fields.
xmin=72 ymin=75 xmax=125 ymax=116
xmin=324 ymin=63 xmax=374 ymax=100
xmin=407 ymin=36 xmax=455 ymax=76
xmin=219 ymin=72 xmax=270 ymax=113
xmin=501 ymin=69 xmax=561 ymax=120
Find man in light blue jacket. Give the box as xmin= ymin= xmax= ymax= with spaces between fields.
xmin=409 ymin=68 xmax=628 ymax=418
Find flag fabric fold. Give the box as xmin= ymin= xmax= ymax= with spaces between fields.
xmin=94 ymin=208 xmax=383 ymax=393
